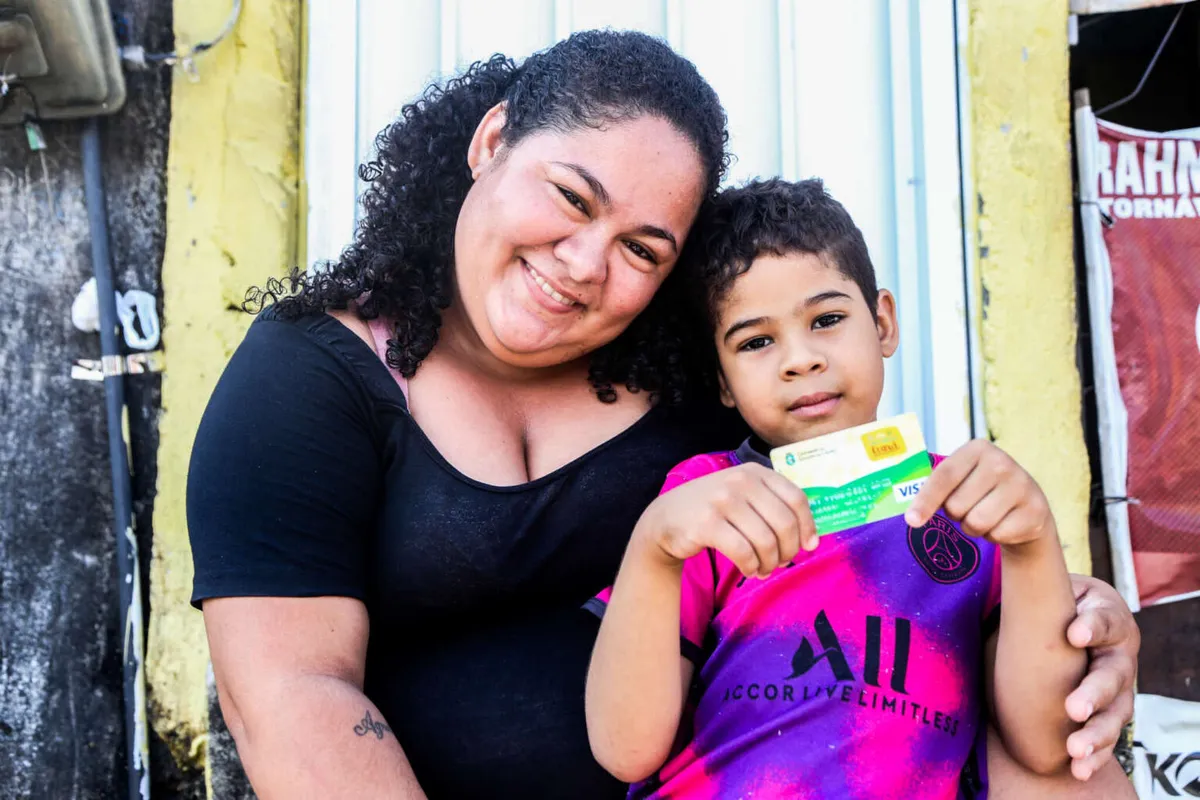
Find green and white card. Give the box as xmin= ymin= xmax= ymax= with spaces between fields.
xmin=770 ymin=413 xmax=933 ymax=536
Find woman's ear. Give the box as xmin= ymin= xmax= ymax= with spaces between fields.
xmin=467 ymin=103 xmax=508 ymax=179
xmin=874 ymin=289 xmax=900 ymax=358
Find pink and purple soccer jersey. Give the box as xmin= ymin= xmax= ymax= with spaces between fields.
xmin=589 ymin=440 xmax=1001 ymax=800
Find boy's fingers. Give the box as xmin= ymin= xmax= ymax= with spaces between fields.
xmin=714 ymin=521 xmax=761 ymax=578
xmin=725 ymin=499 xmax=782 ymax=576
xmin=958 ymin=480 xmax=1024 ymax=539
xmin=746 ymin=487 xmax=802 ymax=565
xmin=940 ymin=459 xmax=1001 ymax=523
xmin=905 ymin=444 xmax=983 ymax=527
xmin=763 ymin=472 xmax=818 ymax=551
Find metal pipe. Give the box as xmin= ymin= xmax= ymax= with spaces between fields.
xmin=80 ymin=116 xmax=150 ymax=800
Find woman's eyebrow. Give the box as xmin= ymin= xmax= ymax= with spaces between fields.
xmin=552 ymin=162 xmax=611 ymax=207
xmin=635 ymin=225 xmax=678 ymax=253
xmin=552 ymin=162 xmax=678 ymax=252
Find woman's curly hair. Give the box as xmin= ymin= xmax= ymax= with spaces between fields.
xmin=251 ymin=30 xmax=729 ymax=405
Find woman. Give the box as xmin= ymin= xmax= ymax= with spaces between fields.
xmin=190 ymin=30 xmax=1138 ymax=799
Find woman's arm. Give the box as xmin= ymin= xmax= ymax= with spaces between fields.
xmin=1064 ymin=574 xmax=1140 ymax=780
xmin=204 ymin=596 xmax=427 ymax=800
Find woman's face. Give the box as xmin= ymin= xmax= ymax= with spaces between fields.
xmin=454 ymin=107 xmax=707 ymax=369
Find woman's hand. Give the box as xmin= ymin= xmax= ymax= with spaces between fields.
xmin=1064 ymin=574 xmax=1140 ymax=781
xmin=638 ymin=463 xmax=818 ymax=578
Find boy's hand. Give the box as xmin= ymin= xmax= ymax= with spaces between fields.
xmin=904 ymin=440 xmax=1054 ymax=549
xmin=637 ymin=464 xmax=819 ymax=578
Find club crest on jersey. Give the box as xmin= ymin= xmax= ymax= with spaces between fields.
xmin=907 ymin=514 xmax=980 ymax=584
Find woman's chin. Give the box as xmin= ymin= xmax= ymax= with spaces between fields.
xmin=486 ymin=327 xmax=583 ymax=368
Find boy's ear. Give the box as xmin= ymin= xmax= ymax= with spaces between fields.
xmin=467 ymin=102 xmax=507 ymax=179
xmin=875 ymin=289 xmax=900 ymax=358
xmin=717 ymin=368 xmax=737 ymax=409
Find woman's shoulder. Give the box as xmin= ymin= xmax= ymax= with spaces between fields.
xmin=245 ymin=306 xmax=407 ymax=408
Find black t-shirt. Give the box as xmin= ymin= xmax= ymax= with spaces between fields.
xmin=188 ymin=310 xmax=744 ymax=798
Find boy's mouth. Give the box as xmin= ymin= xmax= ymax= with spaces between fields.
xmin=788 ymin=392 xmax=842 ymax=418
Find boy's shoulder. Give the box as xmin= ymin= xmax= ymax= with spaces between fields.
xmin=660 ymin=451 xmax=740 ymax=495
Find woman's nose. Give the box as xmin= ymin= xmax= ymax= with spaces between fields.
xmin=554 ymin=228 xmax=609 ymax=285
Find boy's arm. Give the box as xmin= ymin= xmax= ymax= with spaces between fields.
xmin=586 ymin=461 xmax=813 ymax=783
xmin=907 ymin=440 xmax=1085 ymax=776
xmin=985 ymin=526 xmax=1087 ymax=775
xmin=586 ymin=529 xmax=695 ymax=783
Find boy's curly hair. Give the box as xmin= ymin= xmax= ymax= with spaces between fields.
xmin=250 ymin=30 xmax=729 ymax=406
xmin=684 ymin=177 xmax=880 ymax=334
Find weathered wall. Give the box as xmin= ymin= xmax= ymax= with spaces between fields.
xmin=964 ymin=0 xmax=1092 ymax=573
xmin=0 ymin=2 xmax=199 ymax=796
xmin=147 ymin=0 xmax=302 ymax=793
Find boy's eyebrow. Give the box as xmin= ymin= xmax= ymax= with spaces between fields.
xmin=552 ymin=162 xmax=612 ymax=207
xmin=723 ymin=317 xmax=767 ymax=344
xmin=721 ymin=290 xmax=854 ymax=344
xmin=804 ymin=289 xmax=854 ymax=306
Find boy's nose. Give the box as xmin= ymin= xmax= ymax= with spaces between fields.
xmin=779 ymin=340 xmax=827 ymax=377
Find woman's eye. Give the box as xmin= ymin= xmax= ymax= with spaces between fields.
xmin=814 ymin=313 xmax=845 ymax=330
xmin=625 ymin=240 xmax=657 ymax=264
xmin=558 ymin=186 xmax=589 ymax=215
xmin=739 ymin=336 xmax=772 ymax=352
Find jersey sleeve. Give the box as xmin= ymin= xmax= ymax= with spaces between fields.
xmin=187 ymin=315 xmax=381 ymax=607
xmin=584 ymin=452 xmax=737 ymax=664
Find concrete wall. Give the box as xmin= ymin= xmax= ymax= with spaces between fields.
xmin=963 ymin=0 xmax=1092 ymax=573
xmin=0 ymin=1 xmax=194 ymax=796
xmin=0 ymin=0 xmax=300 ymax=796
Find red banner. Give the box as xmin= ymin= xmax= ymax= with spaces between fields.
xmin=1091 ymin=119 xmax=1200 ymax=606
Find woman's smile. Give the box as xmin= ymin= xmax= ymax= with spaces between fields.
xmin=522 ymin=259 xmax=583 ymax=312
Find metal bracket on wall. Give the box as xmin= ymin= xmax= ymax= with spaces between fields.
xmin=71 ymin=351 xmax=164 ymax=381
xmin=0 ymin=0 xmax=125 ymax=124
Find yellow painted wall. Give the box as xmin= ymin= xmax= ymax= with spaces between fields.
xmin=964 ymin=0 xmax=1092 ymax=574
xmin=148 ymin=0 xmax=302 ymax=774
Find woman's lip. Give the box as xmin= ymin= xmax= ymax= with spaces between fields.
xmin=522 ymin=261 xmax=582 ymax=313
xmin=789 ymin=394 xmax=842 ymax=418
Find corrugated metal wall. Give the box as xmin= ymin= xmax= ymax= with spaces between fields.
xmin=306 ymin=0 xmax=975 ymax=451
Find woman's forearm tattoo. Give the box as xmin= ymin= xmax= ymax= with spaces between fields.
xmin=353 ymin=709 xmax=392 ymax=740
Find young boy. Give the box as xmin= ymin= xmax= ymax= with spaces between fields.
xmin=585 ymin=179 xmax=1085 ymax=799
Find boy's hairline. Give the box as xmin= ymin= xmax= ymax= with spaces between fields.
xmin=707 ymin=244 xmax=880 ymax=332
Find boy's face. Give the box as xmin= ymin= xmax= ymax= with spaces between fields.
xmin=714 ymin=252 xmax=899 ymax=448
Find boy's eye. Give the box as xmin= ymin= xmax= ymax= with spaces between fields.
xmin=624 ymin=240 xmax=658 ymax=264
xmin=813 ymin=313 xmax=845 ymax=330
xmin=558 ymin=186 xmax=589 ymax=216
xmin=738 ymin=336 xmax=772 ymax=352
